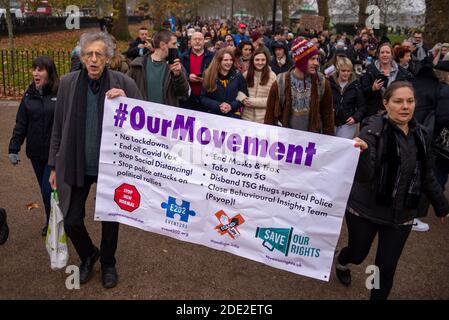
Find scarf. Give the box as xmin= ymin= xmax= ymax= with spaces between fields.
xmin=276 ymin=55 xmax=287 ymax=67
xmin=64 ymin=67 xmax=110 ymax=187
xmin=376 ymin=117 xmax=427 ymax=209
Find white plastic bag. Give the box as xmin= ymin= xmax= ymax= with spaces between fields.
xmin=46 ymin=191 xmax=69 ymax=270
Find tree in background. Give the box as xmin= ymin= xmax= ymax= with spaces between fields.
xmin=425 ymin=0 xmax=449 ymax=45
xmin=111 ymin=0 xmax=131 ymax=40
xmin=317 ymin=0 xmax=329 ymax=29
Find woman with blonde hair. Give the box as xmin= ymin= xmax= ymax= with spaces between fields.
xmin=200 ymin=48 xmax=248 ymax=118
xmin=238 ymin=47 xmax=276 ymax=123
xmin=329 ymin=57 xmax=366 ymax=138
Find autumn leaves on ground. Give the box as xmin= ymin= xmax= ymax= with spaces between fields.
xmin=0 ymin=24 xmax=144 ymax=52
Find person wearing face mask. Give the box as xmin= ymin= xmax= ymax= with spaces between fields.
xmin=264 ymin=38 xmax=334 ymax=135
xmin=237 ymin=48 xmax=276 ymax=123
xmin=8 ymin=56 xmax=59 ymax=237
xmin=360 ymin=42 xmax=413 ymax=119
xmin=335 ymin=82 xmax=449 ymax=300
xmin=200 ymin=48 xmax=248 ymax=118
xmin=329 ymin=57 xmax=366 ymax=138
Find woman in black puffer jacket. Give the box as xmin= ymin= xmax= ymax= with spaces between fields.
xmin=335 ymin=81 xmax=449 ymax=300
xmin=8 ymin=56 xmax=59 ymax=236
xmin=329 ymin=57 xmax=366 ymax=139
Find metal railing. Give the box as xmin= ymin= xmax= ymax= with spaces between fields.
xmin=0 ymin=49 xmax=71 ymax=97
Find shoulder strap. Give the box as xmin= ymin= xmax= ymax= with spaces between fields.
xmin=277 ymin=72 xmax=286 ymax=109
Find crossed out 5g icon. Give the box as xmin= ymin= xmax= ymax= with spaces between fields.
xmin=65 ymin=265 xmax=80 ymax=290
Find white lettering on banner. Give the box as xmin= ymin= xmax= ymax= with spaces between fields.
xmin=95 ymin=97 xmax=360 ymax=281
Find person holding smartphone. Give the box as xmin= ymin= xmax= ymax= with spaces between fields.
xmin=127 ymin=30 xmax=189 ymax=107
xmin=360 ymin=42 xmax=413 ymax=119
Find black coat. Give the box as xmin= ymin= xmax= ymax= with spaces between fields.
xmin=360 ymin=63 xmax=413 ymax=117
xmin=329 ymin=75 xmax=366 ymax=126
xmin=9 ymin=83 xmax=56 ymax=162
xmin=412 ymin=61 xmax=440 ymax=126
xmin=125 ymin=38 xmax=149 ymax=60
xmin=348 ymin=115 xmax=449 ymax=226
xmin=199 ymin=68 xmax=248 ymax=118
xmin=269 ymin=42 xmax=293 ymax=75
xmin=435 ymin=83 xmax=449 ymax=168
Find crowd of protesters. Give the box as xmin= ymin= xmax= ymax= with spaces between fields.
xmin=3 ymin=18 xmax=449 ymax=299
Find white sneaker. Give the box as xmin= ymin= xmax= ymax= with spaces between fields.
xmin=412 ymin=218 xmax=430 ymax=232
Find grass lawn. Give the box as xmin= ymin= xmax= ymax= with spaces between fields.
xmin=0 ymin=24 xmax=148 ymax=98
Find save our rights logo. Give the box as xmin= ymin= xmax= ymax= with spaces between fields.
xmin=255 ymin=227 xmax=321 ymax=258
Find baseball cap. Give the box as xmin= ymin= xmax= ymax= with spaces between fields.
xmin=239 ymin=23 xmax=247 ymax=29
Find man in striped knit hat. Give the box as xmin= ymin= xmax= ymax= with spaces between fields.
xmin=265 ymin=37 xmax=334 ymax=135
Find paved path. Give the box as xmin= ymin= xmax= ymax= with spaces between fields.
xmin=0 ymin=100 xmax=448 ymax=299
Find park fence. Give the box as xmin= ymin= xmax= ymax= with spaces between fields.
xmin=0 ymin=49 xmax=71 ymax=97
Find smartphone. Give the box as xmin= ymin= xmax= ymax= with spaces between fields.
xmin=196 ymin=73 xmax=203 ymax=77
xmin=167 ymin=48 xmax=179 ymax=65
xmin=375 ymin=73 xmax=389 ymax=88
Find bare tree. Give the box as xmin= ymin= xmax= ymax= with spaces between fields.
xmin=281 ymin=0 xmax=290 ymax=27
xmin=358 ymin=0 xmax=368 ymax=26
xmin=111 ymin=0 xmax=131 ymax=40
xmin=425 ymin=0 xmax=449 ymax=45
xmin=317 ymin=0 xmax=330 ymax=28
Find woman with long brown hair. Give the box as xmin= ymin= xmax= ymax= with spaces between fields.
xmin=237 ymin=47 xmax=276 ymax=123
xmin=200 ymin=48 xmax=248 ymax=118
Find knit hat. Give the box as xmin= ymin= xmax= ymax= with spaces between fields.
xmin=290 ymin=38 xmax=319 ymax=73
xmin=250 ymin=31 xmax=262 ymax=42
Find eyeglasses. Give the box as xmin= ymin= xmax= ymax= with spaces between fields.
xmin=83 ymin=51 xmax=106 ymax=60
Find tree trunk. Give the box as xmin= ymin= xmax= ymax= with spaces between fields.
xmin=317 ymin=0 xmax=330 ymax=29
xmin=111 ymin=0 xmax=131 ymax=41
xmin=358 ymin=0 xmax=369 ymax=27
xmin=281 ymin=0 xmax=290 ymax=28
xmin=425 ymin=0 xmax=449 ymax=46
xmin=0 ymin=0 xmax=15 ymax=72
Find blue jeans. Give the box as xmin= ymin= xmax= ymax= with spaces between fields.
xmin=31 ymin=160 xmax=52 ymax=224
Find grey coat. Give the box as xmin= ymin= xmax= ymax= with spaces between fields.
xmin=48 ymin=69 xmax=142 ymax=217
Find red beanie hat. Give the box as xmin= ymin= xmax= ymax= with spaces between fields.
xmin=291 ymin=38 xmax=319 ymax=74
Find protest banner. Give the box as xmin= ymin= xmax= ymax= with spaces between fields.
xmin=95 ymin=97 xmax=360 ymax=281
xmin=299 ymin=15 xmax=325 ymax=32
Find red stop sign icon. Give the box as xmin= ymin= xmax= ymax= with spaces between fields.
xmin=114 ymin=183 xmax=141 ymax=212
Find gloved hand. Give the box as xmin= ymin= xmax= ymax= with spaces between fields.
xmin=8 ymin=153 xmax=20 ymax=165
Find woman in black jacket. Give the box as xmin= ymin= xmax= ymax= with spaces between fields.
xmin=336 ymin=81 xmax=449 ymax=300
xmin=360 ymin=43 xmax=413 ymax=118
xmin=200 ymin=48 xmax=248 ymax=118
xmin=8 ymin=56 xmax=59 ymax=236
xmin=330 ymin=57 xmax=366 ymax=138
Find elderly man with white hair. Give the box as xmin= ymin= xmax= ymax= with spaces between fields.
xmin=48 ymin=32 xmax=142 ymax=289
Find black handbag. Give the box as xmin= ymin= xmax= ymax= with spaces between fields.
xmin=433 ymin=127 xmax=449 ymax=160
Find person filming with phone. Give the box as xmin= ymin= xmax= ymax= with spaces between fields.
xmin=360 ymin=42 xmax=412 ymax=120
xmin=127 ymin=30 xmax=189 ymax=107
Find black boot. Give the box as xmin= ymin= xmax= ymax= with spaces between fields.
xmin=0 ymin=208 xmax=9 ymax=245
xmin=79 ymin=246 xmax=100 ymax=284
xmin=335 ymin=265 xmax=352 ymax=286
